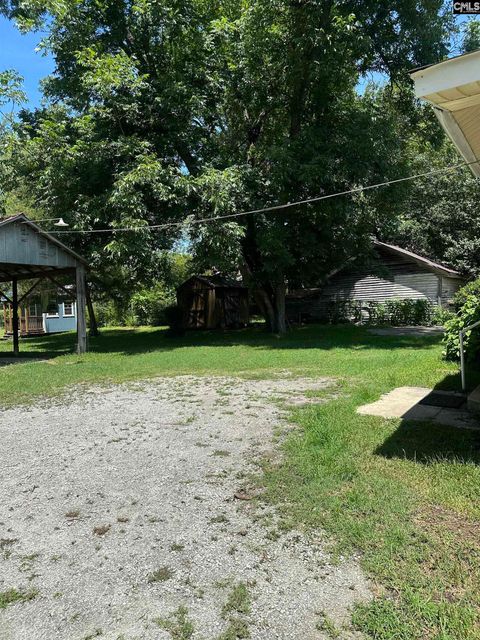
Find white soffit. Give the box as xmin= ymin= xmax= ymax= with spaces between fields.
xmin=411 ymin=49 xmax=480 ymax=177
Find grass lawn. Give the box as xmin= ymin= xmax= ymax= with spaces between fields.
xmin=1 ymin=324 xmax=480 ymax=638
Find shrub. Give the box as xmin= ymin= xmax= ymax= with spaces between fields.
xmin=327 ymin=300 xmax=362 ymax=324
xmin=431 ymin=306 xmax=454 ymax=326
xmin=443 ymin=278 xmax=480 ymax=362
xmin=93 ymin=301 xmax=125 ymax=327
xmin=327 ymin=298 xmax=434 ymax=326
xmin=366 ymin=302 xmax=387 ymax=325
xmin=453 ymin=278 xmax=480 ymax=309
xmin=130 ymin=284 xmax=175 ymax=326
xmin=383 ymin=299 xmax=433 ymax=326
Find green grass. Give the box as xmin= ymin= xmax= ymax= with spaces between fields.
xmin=221 ymin=583 xmax=251 ymax=617
xmin=1 ymin=324 xmax=480 ymax=638
xmin=154 ymin=605 xmax=194 ymax=639
xmin=0 ymin=588 xmax=37 ymax=608
xmin=148 ymin=566 xmax=174 ymax=583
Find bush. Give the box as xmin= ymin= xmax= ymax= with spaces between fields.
xmin=366 ymin=302 xmax=387 ymax=325
xmin=453 ymin=278 xmax=480 ymax=309
xmin=327 ymin=300 xmax=362 ymax=324
xmin=93 ymin=301 xmax=126 ymax=327
xmin=130 ymin=285 xmax=175 ymax=326
xmin=383 ymin=299 xmax=434 ymax=326
xmin=431 ymin=306 xmax=454 ymax=326
xmin=443 ymin=278 xmax=480 ymax=362
xmin=328 ymin=298 xmax=434 ymax=326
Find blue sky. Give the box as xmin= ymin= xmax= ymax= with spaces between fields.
xmin=0 ymin=12 xmax=478 ymax=110
xmin=0 ymin=16 xmax=54 ymax=109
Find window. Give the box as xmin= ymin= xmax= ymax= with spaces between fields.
xmin=39 ymin=237 xmax=48 ymax=259
xmin=63 ymin=302 xmax=74 ymax=317
xmin=46 ymin=302 xmax=59 ymax=318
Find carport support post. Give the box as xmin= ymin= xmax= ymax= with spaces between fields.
xmin=12 ymin=277 xmax=19 ymax=356
xmin=76 ymin=266 xmax=87 ymax=354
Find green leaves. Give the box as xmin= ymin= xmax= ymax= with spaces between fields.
xmin=0 ymin=0 xmax=455 ymax=325
xmin=0 ymin=69 xmax=25 ymax=131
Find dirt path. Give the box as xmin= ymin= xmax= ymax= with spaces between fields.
xmin=0 ymin=376 xmax=370 ymax=640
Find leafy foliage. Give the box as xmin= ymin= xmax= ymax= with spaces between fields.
xmin=327 ymin=298 xmax=434 ymax=326
xmin=387 ymin=141 xmax=480 ymax=277
xmin=93 ymin=252 xmax=191 ymax=326
xmin=0 ymin=0 xmax=453 ymax=330
xmin=443 ymin=279 xmax=480 ymax=362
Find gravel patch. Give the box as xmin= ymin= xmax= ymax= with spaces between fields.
xmin=0 ymin=375 xmax=371 ymax=640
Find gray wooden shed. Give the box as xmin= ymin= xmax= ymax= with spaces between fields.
xmin=286 ymin=240 xmax=464 ymax=322
xmin=0 ymin=213 xmax=88 ymax=355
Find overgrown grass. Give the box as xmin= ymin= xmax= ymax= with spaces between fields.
xmin=1 ymin=324 xmax=480 ymax=637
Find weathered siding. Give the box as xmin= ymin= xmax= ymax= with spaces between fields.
xmin=440 ymin=276 xmax=461 ymax=307
xmin=286 ymin=245 xmax=464 ymax=321
xmin=0 ymin=221 xmax=77 ymax=268
xmin=321 ymin=271 xmax=439 ymax=303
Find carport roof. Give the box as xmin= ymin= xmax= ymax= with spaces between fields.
xmin=0 ymin=213 xmax=88 ymax=283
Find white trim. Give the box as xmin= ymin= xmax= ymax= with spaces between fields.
xmin=46 ymin=303 xmax=60 ymax=318
xmin=434 ymin=108 xmax=480 ymax=178
xmin=411 ymin=50 xmax=480 ymax=99
xmin=63 ymin=301 xmax=75 ymax=317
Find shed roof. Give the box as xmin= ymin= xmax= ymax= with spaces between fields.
xmin=411 ymin=49 xmax=480 ymax=177
xmin=288 ymin=241 xmax=461 ymax=300
xmin=0 ymin=213 xmax=88 ymax=283
xmin=178 ymin=275 xmax=247 ymax=290
xmin=373 ymin=240 xmax=461 ymax=278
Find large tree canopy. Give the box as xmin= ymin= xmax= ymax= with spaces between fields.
xmin=0 ymin=0 xmax=454 ymax=331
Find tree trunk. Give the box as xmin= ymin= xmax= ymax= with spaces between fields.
xmin=241 ymin=215 xmax=287 ymax=334
xmin=254 ymin=287 xmax=276 ymax=332
xmin=86 ymin=283 xmax=99 ymax=337
xmin=253 ymin=280 xmax=287 ymax=335
xmin=273 ymin=281 xmax=287 ymax=335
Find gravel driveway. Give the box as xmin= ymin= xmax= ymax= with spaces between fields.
xmin=0 ymin=375 xmax=370 ymax=640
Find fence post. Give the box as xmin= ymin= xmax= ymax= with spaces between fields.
xmin=459 ymin=330 xmax=466 ymax=392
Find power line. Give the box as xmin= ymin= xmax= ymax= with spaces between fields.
xmin=47 ymin=158 xmax=479 ymax=236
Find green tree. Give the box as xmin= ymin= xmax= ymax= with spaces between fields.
xmin=0 ymin=0 xmax=453 ymax=331
xmin=386 ymin=141 xmax=480 ymax=277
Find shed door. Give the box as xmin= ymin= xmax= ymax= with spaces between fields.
xmin=188 ymin=289 xmax=209 ymax=328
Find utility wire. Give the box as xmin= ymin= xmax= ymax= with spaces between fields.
xmin=47 ymin=158 xmax=479 ymax=236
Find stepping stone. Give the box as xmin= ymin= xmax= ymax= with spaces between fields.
xmin=357 ymin=387 xmax=479 ymax=430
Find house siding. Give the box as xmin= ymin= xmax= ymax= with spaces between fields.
xmin=43 ymin=303 xmax=77 ymax=333
xmin=440 ymin=276 xmax=462 ymax=307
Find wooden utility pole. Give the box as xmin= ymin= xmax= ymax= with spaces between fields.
xmin=12 ymin=277 xmax=19 ymax=356
xmin=85 ymin=283 xmax=99 ymax=337
xmin=76 ymin=266 xmax=87 ymax=354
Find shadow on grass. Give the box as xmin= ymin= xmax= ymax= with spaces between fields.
xmin=0 ymin=323 xmax=446 ymax=359
xmin=376 ymin=420 xmax=480 ymax=465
